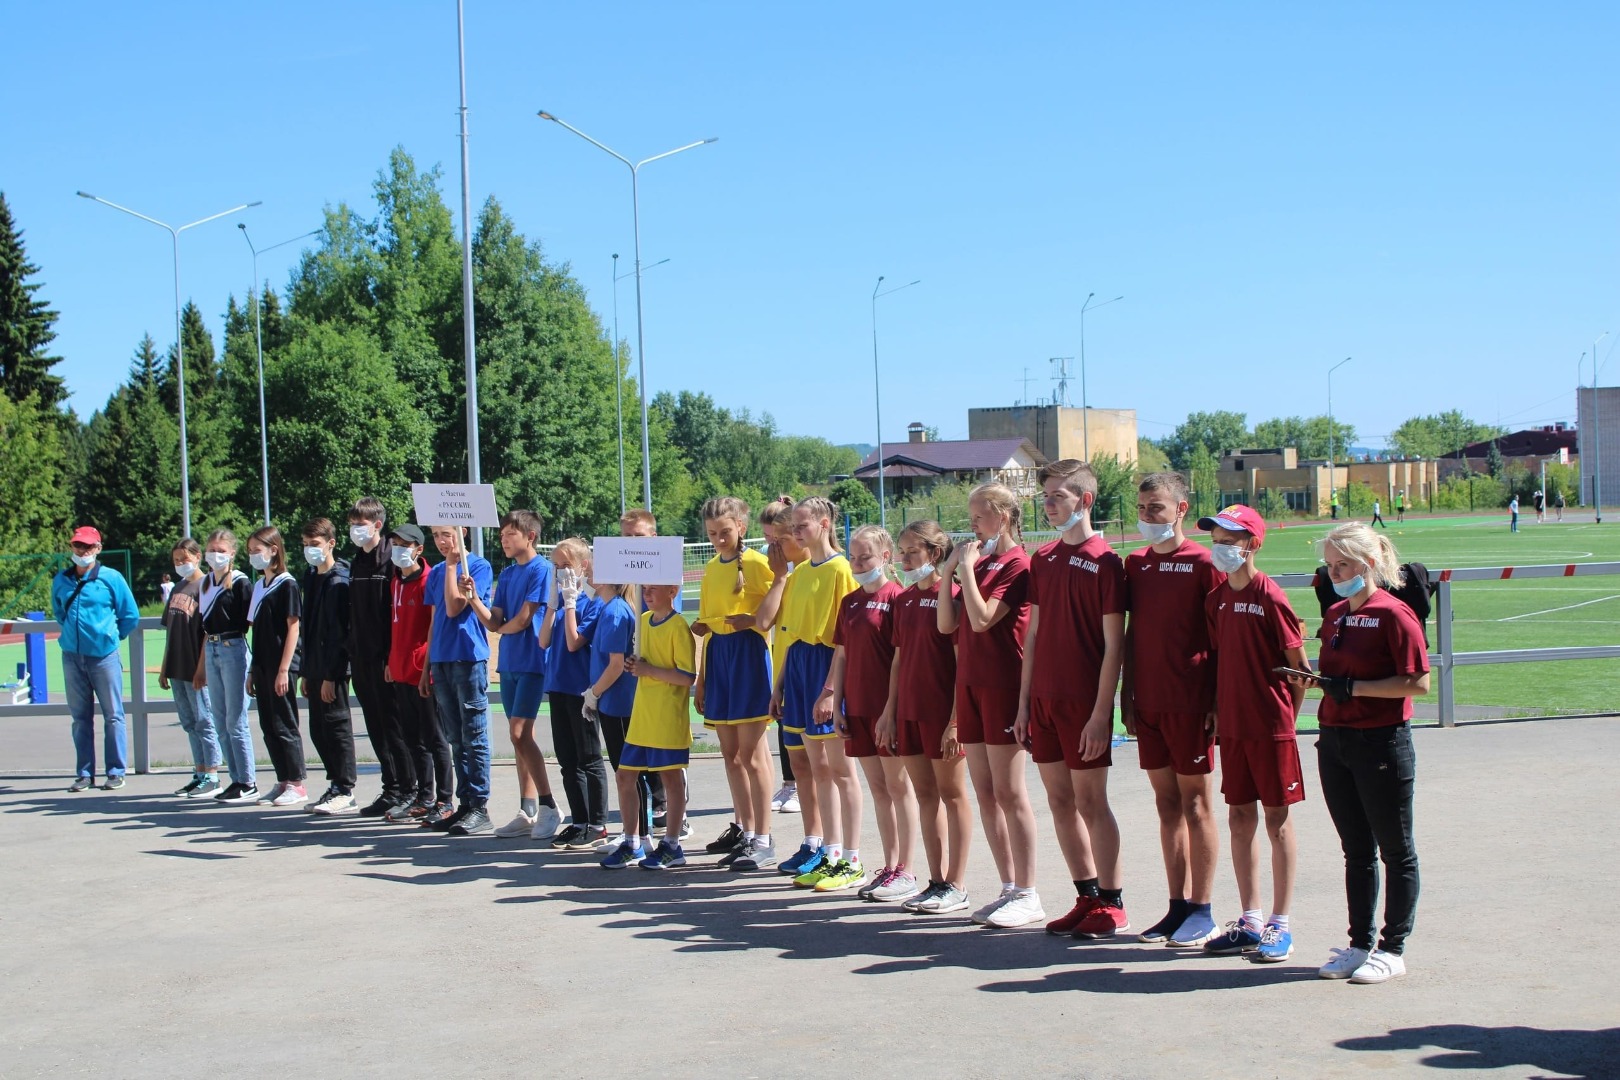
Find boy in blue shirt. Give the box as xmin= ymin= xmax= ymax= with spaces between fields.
xmin=419 ymin=524 xmax=494 ymax=835
xmin=53 ymin=525 xmax=140 ymax=791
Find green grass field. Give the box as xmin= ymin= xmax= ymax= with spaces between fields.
xmin=5 ymin=512 xmax=1617 ymax=722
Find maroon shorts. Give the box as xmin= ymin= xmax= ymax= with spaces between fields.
xmin=1029 ymin=695 xmax=1111 ymax=771
xmin=842 ymin=715 xmax=901 ymax=759
xmin=899 ymin=715 xmax=954 ymax=760
xmin=1135 ymin=710 xmax=1214 ymax=775
xmin=1219 ymin=737 xmax=1305 ymax=807
xmin=955 ymin=683 xmax=1018 ymax=747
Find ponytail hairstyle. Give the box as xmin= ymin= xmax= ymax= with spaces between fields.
xmin=701 ymin=495 xmax=752 ymax=593
xmin=247 ymin=525 xmax=288 ymax=577
xmin=204 ymin=527 xmax=238 ymax=553
xmin=849 ymin=523 xmax=896 ymax=581
xmin=795 ymin=495 xmax=842 ymax=552
xmin=757 ymin=494 xmax=795 ymax=531
xmin=969 ymin=481 xmax=1023 ymax=548
xmin=552 ymin=536 xmax=593 ymax=578
xmin=898 ymin=519 xmax=954 ymax=570
xmin=1318 ymin=523 xmax=1404 ymax=589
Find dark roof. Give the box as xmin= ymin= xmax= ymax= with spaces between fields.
xmin=1441 ymin=429 xmax=1578 ymax=459
xmin=855 ymin=438 xmax=1046 ymax=477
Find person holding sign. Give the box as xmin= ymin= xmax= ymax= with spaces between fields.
xmin=420 ymin=525 xmax=495 ymax=836
xmin=624 ymin=582 xmax=697 ymax=870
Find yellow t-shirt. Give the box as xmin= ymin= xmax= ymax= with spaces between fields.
xmin=777 ymin=552 xmax=857 ymax=649
xmin=628 ymin=609 xmax=696 ymax=751
xmin=698 ymin=548 xmax=774 ymax=635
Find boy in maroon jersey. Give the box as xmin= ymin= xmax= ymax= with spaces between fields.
xmin=1121 ymin=473 xmax=1225 ymax=947
xmin=1015 ymin=459 xmax=1130 ymax=939
xmin=1199 ymin=505 xmax=1310 ymax=963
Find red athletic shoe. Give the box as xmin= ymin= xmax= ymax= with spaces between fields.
xmin=1072 ymin=902 xmax=1130 ymax=939
xmin=1045 ymin=896 xmax=1098 ymax=935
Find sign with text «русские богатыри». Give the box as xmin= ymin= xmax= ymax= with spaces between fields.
xmin=592 ymin=536 xmax=684 ymax=586
xmin=411 ymin=483 xmax=501 ymax=527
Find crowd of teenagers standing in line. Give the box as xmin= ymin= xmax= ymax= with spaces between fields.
xmin=56 ymin=463 xmax=1428 ymax=986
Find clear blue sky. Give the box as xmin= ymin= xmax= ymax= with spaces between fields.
xmin=5 ymin=1 xmax=1618 ymax=452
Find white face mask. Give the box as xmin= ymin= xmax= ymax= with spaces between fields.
xmin=1056 ymin=506 xmax=1087 ymax=532
xmin=1138 ymin=519 xmax=1177 ymax=545
xmin=303 ymin=545 xmax=327 ymax=568
xmin=900 ymin=563 xmax=936 ymax=586
xmin=174 ymin=562 xmax=195 ymax=580
xmin=349 ymin=524 xmax=374 ymax=546
xmin=205 ymin=551 xmax=232 ymax=571
xmin=980 ymin=536 xmax=998 ymax=556
xmin=70 ymin=553 xmax=95 ymax=568
xmin=390 ymin=545 xmax=418 ymax=569
xmin=249 ymin=551 xmax=273 ymax=572
xmin=1210 ymin=542 xmax=1249 ymax=574
xmin=852 ymin=565 xmax=886 ymax=587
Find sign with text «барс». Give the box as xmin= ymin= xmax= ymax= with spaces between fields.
xmin=411 ymin=483 xmax=501 ymax=527
xmin=593 ymin=536 xmax=684 ymax=585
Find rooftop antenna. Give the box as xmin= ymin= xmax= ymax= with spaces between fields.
xmin=1017 ymin=366 xmax=1037 ymax=405
xmin=1049 ymin=356 xmax=1075 ymax=407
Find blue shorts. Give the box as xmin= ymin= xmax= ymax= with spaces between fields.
xmin=621 ymin=742 xmax=689 ymax=773
xmin=501 ymin=671 xmax=546 ymax=719
xmin=702 ymin=631 xmax=773 ymax=726
xmin=782 ymin=641 xmax=835 ymax=740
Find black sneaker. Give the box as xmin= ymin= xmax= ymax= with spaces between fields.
xmin=359 ymin=795 xmax=396 ymax=818
xmin=67 ymin=776 xmax=94 ymax=792
xmin=717 ymin=838 xmax=751 ymax=867
xmin=174 ymin=777 xmax=203 ymax=797
xmin=653 ymin=812 xmax=668 ymax=830
xmin=429 ymin=805 xmax=471 ymax=832
xmin=418 ymin=802 xmax=456 ymax=827
xmin=551 ymin=824 xmax=585 ymax=850
xmin=706 ymin=822 xmax=744 ymax=855
xmin=102 ymin=776 xmax=126 ymax=791
xmin=449 ymin=807 xmax=492 ymax=836
xmin=383 ymin=799 xmax=427 ymax=824
xmin=216 ymin=783 xmax=260 ymax=805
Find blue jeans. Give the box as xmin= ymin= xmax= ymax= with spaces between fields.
xmin=173 ymin=679 xmax=221 ymax=769
xmin=64 ymin=649 xmax=126 ymax=780
xmin=431 ymin=660 xmax=490 ymax=807
xmin=205 ymin=638 xmax=255 ymax=787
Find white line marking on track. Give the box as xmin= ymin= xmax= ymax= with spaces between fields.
xmin=1498 ymin=595 xmax=1620 ymax=622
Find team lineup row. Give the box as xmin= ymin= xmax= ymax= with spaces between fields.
xmin=59 ymin=462 xmax=1426 ymax=988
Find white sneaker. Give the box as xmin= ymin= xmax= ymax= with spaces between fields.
xmin=986 ymin=888 xmax=1046 ymax=928
xmin=530 ymin=805 xmax=561 ymax=841
xmin=271 ymin=784 xmax=308 ymax=807
xmin=494 ymin=810 xmax=538 ymax=838
xmin=771 ymin=784 xmax=796 ymax=811
xmin=971 ymin=883 xmax=1018 ymax=925
xmin=1349 ymin=949 xmax=1406 ymax=984
xmin=1319 ymin=947 xmax=1370 ymax=979
xmin=310 ymin=791 xmax=355 ymax=816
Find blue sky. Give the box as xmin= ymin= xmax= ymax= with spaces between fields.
xmin=5 ymin=1 xmax=1617 ymax=452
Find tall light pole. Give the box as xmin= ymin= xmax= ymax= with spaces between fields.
xmin=1078 ymin=292 xmax=1123 ymax=460
xmin=871 ymin=276 xmax=921 ymax=528
xmin=238 ymin=225 xmax=319 ymax=525
xmin=611 ymin=254 xmax=670 ymax=516
xmin=538 ymin=109 xmax=716 ymax=511
xmin=1328 ymin=356 xmax=1352 ymax=510
xmin=1577 ymin=350 xmax=1589 ymax=507
xmin=77 ymin=191 xmax=261 ymax=538
xmin=455 ymin=0 xmax=484 ymax=555
xmin=1593 ymin=331 xmax=1610 ymax=524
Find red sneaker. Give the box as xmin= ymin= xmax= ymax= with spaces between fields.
xmin=1072 ymin=902 xmax=1130 ymax=939
xmin=1045 ymin=896 xmax=1098 ymax=935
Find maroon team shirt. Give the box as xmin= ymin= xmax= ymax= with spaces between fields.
xmin=1204 ymin=570 xmax=1304 ymax=740
xmin=834 ymin=581 xmax=902 ymax=718
xmin=893 ymin=580 xmax=958 ymax=724
xmin=1316 ymin=590 xmax=1430 ymax=728
xmin=1125 ymin=539 xmax=1225 ymax=714
xmin=1029 ymin=533 xmax=1126 ymax=704
xmin=956 ymin=544 xmax=1030 ymax=691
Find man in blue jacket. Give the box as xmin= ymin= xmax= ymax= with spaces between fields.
xmin=52 ymin=526 xmax=140 ymax=791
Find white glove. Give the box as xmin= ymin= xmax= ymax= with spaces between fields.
xmin=559 ymin=567 xmax=581 ymax=610
xmin=582 ymin=687 xmax=601 ymax=722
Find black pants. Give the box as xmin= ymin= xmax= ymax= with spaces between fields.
xmin=394 ymin=681 xmax=453 ymax=804
xmin=353 ymin=659 xmax=415 ymax=800
xmin=778 ymin=723 xmax=795 ymax=783
xmin=1317 ymin=724 xmax=1420 ymax=955
xmin=1372 ymin=512 xmax=1386 ymax=528
xmin=647 ymin=767 xmax=667 ymax=814
xmin=549 ymin=692 xmax=609 ymax=828
xmin=598 ymin=712 xmax=654 ymax=834
xmin=255 ymin=674 xmax=306 ymax=783
xmin=307 ymin=679 xmax=357 ymax=793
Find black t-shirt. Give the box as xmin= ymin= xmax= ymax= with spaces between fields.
xmin=250 ymin=575 xmax=303 ymax=675
xmin=200 ymin=571 xmax=253 ymax=636
xmin=160 ymin=575 xmax=206 ymax=680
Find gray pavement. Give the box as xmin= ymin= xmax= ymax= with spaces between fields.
xmin=2 ymin=718 xmax=1617 ymax=1079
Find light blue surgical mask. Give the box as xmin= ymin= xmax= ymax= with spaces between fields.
xmin=853 ymin=565 xmax=887 ymax=587
xmin=1210 ymin=542 xmax=1249 ymax=574
xmin=1332 ymin=574 xmax=1366 ymax=598
xmin=981 ymin=536 xmax=998 ymax=556
xmin=1057 ymin=509 xmax=1085 ymax=532
xmin=1138 ymin=520 xmax=1177 ymax=545
xmin=901 ymin=563 xmax=935 ymax=586
xmin=390 ymin=545 xmax=418 ymax=569
xmin=70 ymin=553 xmax=95 ymax=568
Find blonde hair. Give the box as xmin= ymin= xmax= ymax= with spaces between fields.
xmin=1318 ymin=523 xmax=1403 ymax=589
xmin=204 ymin=527 xmax=238 ymax=552
xmin=849 ymin=524 xmax=895 ymax=582
xmin=969 ymin=481 xmax=1023 ymax=547
xmin=898 ymin=519 xmax=953 ymax=567
xmin=702 ymin=495 xmax=751 ymax=593
xmin=757 ymin=495 xmax=795 ymax=529
xmin=795 ymin=496 xmax=842 ymax=552
xmin=552 ymin=537 xmax=592 ymax=573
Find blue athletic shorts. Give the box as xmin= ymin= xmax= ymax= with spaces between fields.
xmin=621 ymin=742 xmax=689 ymax=772
xmin=501 ymin=671 xmax=546 ymax=719
xmin=782 ymin=641 xmax=835 ymax=739
xmin=702 ymin=631 xmax=773 ymax=725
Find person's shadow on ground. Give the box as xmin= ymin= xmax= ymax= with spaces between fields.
xmin=1338 ymin=1024 xmax=1620 ymax=1079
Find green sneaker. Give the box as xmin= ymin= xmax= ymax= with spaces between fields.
xmin=813 ymin=860 xmax=868 ymax=893
xmin=793 ymin=860 xmax=837 ymax=889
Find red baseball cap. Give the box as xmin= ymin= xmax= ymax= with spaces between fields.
xmin=70 ymin=526 xmax=102 ymax=546
xmin=1197 ymin=504 xmax=1266 ymax=546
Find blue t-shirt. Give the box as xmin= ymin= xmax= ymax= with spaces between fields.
xmin=492 ymin=557 xmax=550 ymax=675
xmin=425 ymin=554 xmax=493 ymax=663
xmin=542 ymin=593 xmax=600 ymax=696
xmin=589 ymin=595 xmax=638 ymax=717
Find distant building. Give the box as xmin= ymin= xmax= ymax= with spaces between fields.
xmin=1215 ymin=447 xmax=1438 ymax=516
xmin=856 ymin=423 xmax=1048 ymax=498
xmin=967 ymin=404 xmax=1138 ymax=466
xmin=1577 ymin=389 xmax=1619 ymax=506
xmin=1438 ymin=424 xmax=1578 ymax=481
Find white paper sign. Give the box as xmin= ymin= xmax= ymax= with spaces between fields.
xmin=592 ymin=536 xmax=685 ymax=586
xmin=411 ymin=483 xmax=501 ymax=527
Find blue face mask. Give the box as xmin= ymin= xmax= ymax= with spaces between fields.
xmin=1332 ymin=574 xmax=1366 ymax=598
xmin=1210 ymin=542 xmax=1248 ymax=574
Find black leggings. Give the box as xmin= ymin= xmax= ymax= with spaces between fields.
xmin=550 ymin=692 xmax=609 ymax=828
xmin=778 ymin=723 xmax=795 ymax=783
xmin=255 ymin=673 xmax=305 ymax=783
xmin=1317 ymin=724 xmax=1420 ymax=955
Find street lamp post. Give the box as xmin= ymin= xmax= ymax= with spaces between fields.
xmin=238 ymin=225 xmax=320 ymax=525
xmin=455 ymin=0 xmax=484 ymax=555
xmin=1328 ymin=356 xmax=1352 ymax=511
xmin=871 ymin=276 xmax=921 ymax=529
xmin=611 ymin=255 xmax=670 ymax=517
xmin=1078 ymin=292 xmax=1123 ymax=460
xmin=538 ymin=111 xmax=716 ymax=512
xmin=1593 ymin=331 xmax=1610 ymax=524
xmin=77 ymin=191 xmax=261 ymax=537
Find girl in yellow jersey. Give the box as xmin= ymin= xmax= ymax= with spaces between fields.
xmin=757 ymin=498 xmax=805 ymax=815
xmin=692 ymin=497 xmax=779 ymax=870
xmin=767 ymin=496 xmax=864 ymax=891
xmin=621 ymin=582 xmax=698 ymax=870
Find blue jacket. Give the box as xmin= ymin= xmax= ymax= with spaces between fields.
xmin=51 ymin=564 xmax=140 ymax=658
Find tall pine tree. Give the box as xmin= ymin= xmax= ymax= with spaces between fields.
xmin=0 ymin=192 xmax=65 ymax=410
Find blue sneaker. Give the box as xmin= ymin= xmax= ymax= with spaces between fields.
xmin=600 ymin=839 xmax=644 ymax=869
xmin=778 ymin=843 xmax=824 ymax=876
xmin=1203 ymin=919 xmax=1263 ymax=955
xmin=1255 ymin=922 xmax=1293 ymax=962
xmin=639 ymin=839 xmax=687 ymax=870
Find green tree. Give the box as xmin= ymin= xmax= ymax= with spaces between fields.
xmin=0 ymin=390 xmax=71 ymax=545
xmin=830 ymin=477 xmax=880 ymax=524
xmin=1158 ymin=410 xmax=1249 ymax=472
xmin=1387 ymin=409 xmax=1504 ymax=459
xmin=1251 ymin=415 xmax=1357 ymax=461
xmin=1087 ymin=453 xmax=1137 ymax=525
xmin=1185 ymin=444 xmax=1221 ymax=518
xmin=1135 ymin=438 xmax=1170 ymax=474
xmin=0 ymin=192 xmax=65 ymax=409
xmin=1485 ymin=440 xmax=1506 ymax=480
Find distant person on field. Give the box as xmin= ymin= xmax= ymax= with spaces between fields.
xmin=1330 ymin=493 xmax=1340 ymax=521
xmin=1532 ymin=489 xmax=1545 ymax=524
xmin=53 ymin=526 xmax=139 ymax=792
xmin=1555 ymin=491 xmax=1565 ymax=522
xmin=1370 ymin=499 xmax=1386 ymax=529
xmin=1508 ymin=495 xmax=1519 ymax=533
xmin=1395 ymin=490 xmax=1406 ymax=523
xmin=159 ymin=573 xmax=174 ymax=603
